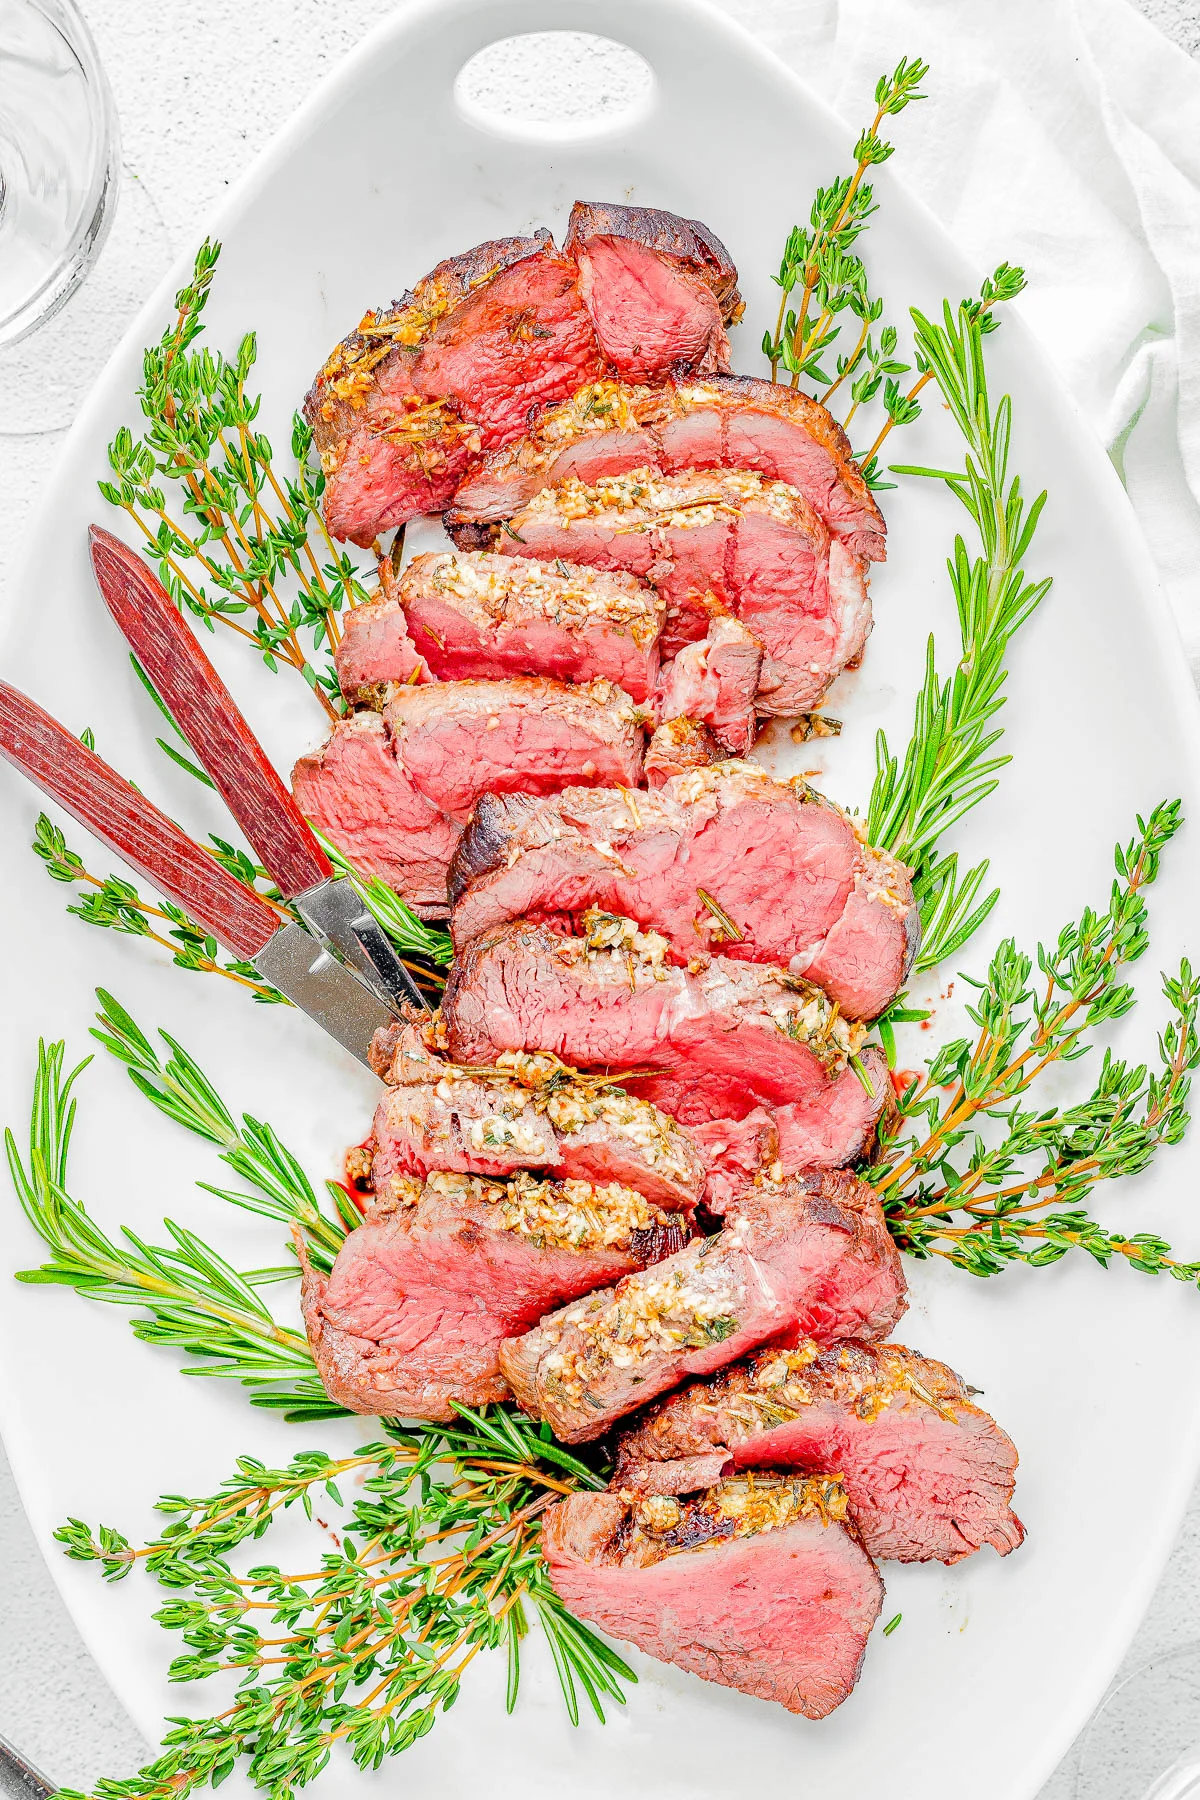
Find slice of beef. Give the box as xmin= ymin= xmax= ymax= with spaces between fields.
xmin=291 ymin=710 xmax=459 ymax=917
xmin=448 ymin=375 xmax=886 ymax=562
xmin=447 ymin=764 xmax=919 ymax=1019
xmin=385 ymin=677 xmax=644 ymax=821
xmin=613 ymin=1338 xmax=1025 ymax=1565
xmin=334 ymin=599 xmax=432 ymax=699
xmin=564 ymin=201 xmax=741 ymax=380
xmin=307 ymin=233 xmax=546 ymax=546
xmin=644 ymin=716 xmax=720 ymax=787
xmin=293 ymin=678 xmax=645 ymax=913
xmin=654 ymin=614 xmax=762 ymax=754
xmin=300 ymin=1169 xmax=688 ymax=1420
xmin=370 ymin=1027 xmax=703 ymax=1212
xmin=476 ymin=465 xmax=870 ymax=685
xmin=398 ymin=550 xmax=663 ymax=702
xmin=543 ymin=1476 xmax=883 ymax=1718
xmin=498 ymin=1172 xmax=907 ymax=1441
xmin=440 ymin=914 xmax=889 ymax=1165
xmin=688 ymin=1110 xmax=780 ymax=1214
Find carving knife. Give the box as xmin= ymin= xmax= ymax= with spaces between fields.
xmin=0 ymin=679 xmax=394 ymax=1066
xmin=88 ymin=525 xmax=426 ymax=1015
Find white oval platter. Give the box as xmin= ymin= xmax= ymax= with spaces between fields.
xmin=2 ymin=2 xmax=1200 ymax=1797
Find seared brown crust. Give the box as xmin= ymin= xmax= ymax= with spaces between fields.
xmin=304 ymin=231 xmax=549 ymax=470
xmin=565 ymin=202 xmax=743 ymax=323
xmin=446 ymin=791 xmax=541 ymax=905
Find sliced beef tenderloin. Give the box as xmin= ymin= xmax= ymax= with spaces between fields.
xmin=370 ymin=1027 xmax=703 ymax=1213
xmin=385 ymin=677 xmax=644 ymax=821
xmin=293 ymin=678 xmax=645 ymax=913
xmin=543 ymin=1475 xmax=882 ymax=1718
xmin=654 ymin=613 xmax=762 ymax=755
xmin=334 ymin=598 xmax=432 ymax=699
xmin=688 ymin=1110 xmax=780 ymax=1214
xmin=644 ymin=716 xmax=720 ymax=787
xmin=448 ymin=375 xmax=886 ymax=563
xmin=300 ymin=1170 xmax=689 ymax=1420
xmin=440 ymin=914 xmax=889 ymax=1163
xmin=498 ymin=1172 xmax=906 ymax=1442
xmin=307 ymin=232 xmax=551 ymax=546
xmin=481 ymin=466 xmax=868 ymax=680
xmin=448 ymin=764 xmax=919 ymax=1019
xmin=613 ymin=1338 xmax=1025 ymax=1565
xmin=398 ymin=551 xmax=663 ymax=702
xmin=291 ymin=710 xmax=459 ymax=917
xmin=564 ymin=202 xmax=742 ymax=381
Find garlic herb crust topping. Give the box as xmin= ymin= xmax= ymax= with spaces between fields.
xmin=534 ymin=465 xmax=819 ymax=532
xmin=615 ymin=1474 xmax=850 ymax=1566
xmin=424 ymin=552 xmax=661 ymax=646
xmin=384 ymin=1168 xmax=672 ymax=1254
xmin=540 ymin=1254 xmax=740 ymax=1402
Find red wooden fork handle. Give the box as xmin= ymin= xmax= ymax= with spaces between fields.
xmin=0 ymin=680 xmax=279 ymax=960
xmin=89 ymin=525 xmax=332 ymax=899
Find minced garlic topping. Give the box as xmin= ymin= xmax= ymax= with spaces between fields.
xmin=617 ymin=1473 xmax=849 ymax=1564
xmin=416 ymin=551 xmax=661 ymax=645
xmin=526 ymin=466 xmax=811 ymax=532
xmin=540 ymin=1252 xmax=738 ymax=1401
xmin=401 ymin=1169 xmax=670 ymax=1253
xmin=728 ymin=1340 xmax=964 ymax=1427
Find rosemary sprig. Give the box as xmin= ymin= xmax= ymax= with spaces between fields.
xmin=874 ymin=804 xmax=1200 ymax=1275
xmin=98 ymin=241 xmax=373 ymax=719
xmin=92 ymin=990 xmax=358 ymax=1271
xmin=6 ymin=1040 xmax=336 ymax=1416
xmin=312 ymin=827 xmax=454 ymax=973
xmin=51 ymin=1417 xmax=628 ymax=1800
xmin=866 ymin=267 xmax=1048 ymax=966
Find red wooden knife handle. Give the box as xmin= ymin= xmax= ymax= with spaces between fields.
xmin=0 ymin=681 xmax=279 ymax=960
xmin=89 ymin=525 xmax=333 ymax=898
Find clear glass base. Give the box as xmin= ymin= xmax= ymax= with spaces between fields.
xmin=1077 ymin=1645 xmax=1200 ymax=1798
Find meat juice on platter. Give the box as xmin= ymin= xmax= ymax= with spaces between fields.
xmin=287 ymin=197 xmax=1025 ymax=1720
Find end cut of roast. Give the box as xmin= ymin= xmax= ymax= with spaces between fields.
xmin=448 ymin=763 xmax=919 ymax=1019
xmin=498 ymin=1171 xmax=907 ymax=1442
xmin=300 ymin=1169 xmax=690 ymax=1420
xmin=542 ymin=1475 xmax=883 ymax=1718
xmin=613 ymin=1337 xmax=1025 ymax=1565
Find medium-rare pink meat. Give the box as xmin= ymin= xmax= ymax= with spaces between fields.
xmin=564 ymin=201 xmax=742 ymax=380
xmin=613 ymin=1338 xmax=1025 ymax=1565
xmin=334 ymin=599 xmax=432 ymax=698
xmin=475 ymin=466 xmax=870 ymax=686
xmin=448 ymin=375 xmax=886 ymax=563
xmin=385 ymin=677 xmax=644 ymax=821
xmin=447 ymin=764 xmax=919 ymax=1019
xmin=498 ymin=1172 xmax=907 ymax=1441
xmin=643 ymin=716 xmax=720 ymax=787
xmin=368 ymin=1025 xmax=703 ymax=1213
xmin=300 ymin=1169 xmax=689 ymax=1420
xmin=440 ymin=914 xmax=889 ymax=1165
xmin=292 ymin=678 xmax=645 ymax=914
xmin=397 ymin=551 xmax=664 ymax=702
xmin=291 ymin=710 xmax=459 ymax=917
xmin=654 ymin=614 xmax=762 ymax=754
xmin=542 ymin=1476 xmax=883 ymax=1718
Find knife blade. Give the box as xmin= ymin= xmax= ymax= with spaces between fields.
xmin=88 ymin=524 xmax=426 ymax=1014
xmin=0 ymin=680 xmax=393 ymax=1066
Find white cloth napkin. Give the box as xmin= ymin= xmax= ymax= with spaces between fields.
xmin=721 ymin=0 xmax=1200 ymax=675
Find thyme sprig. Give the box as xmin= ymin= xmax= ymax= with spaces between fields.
xmin=875 ymin=804 xmax=1200 ymax=1276
xmin=52 ymin=1421 xmax=628 ymax=1800
xmin=99 ymin=241 xmax=373 ymax=719
xmin=764 ymin=56 xmax=927 ymax=482
xmin=867 ymin=268 xmax=1048 ymax=966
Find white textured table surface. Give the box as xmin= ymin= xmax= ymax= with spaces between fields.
xmin=1 ymin=3 xmax=1197 ymax=1796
